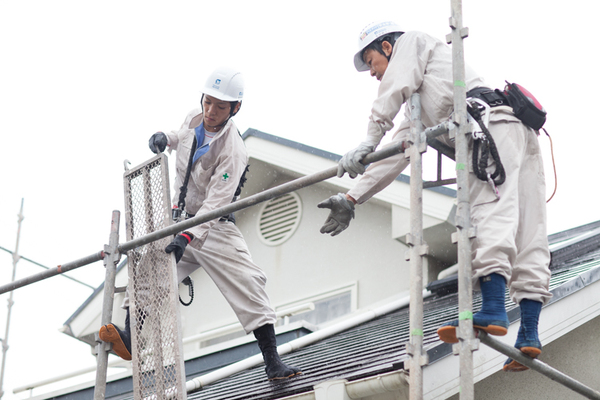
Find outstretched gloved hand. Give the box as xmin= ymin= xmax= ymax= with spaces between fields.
xmin=149 ymin=132 xmax=168 ymax=154
xmin=165 ymin=232 xmax=193 ymax=263
xmin=317 ymin=193 xmax=355 ymax=236
xmin=337 ymin=142 xmax=375 ymax=179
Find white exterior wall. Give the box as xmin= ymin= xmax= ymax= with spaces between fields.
xmin=237 ymin=164 xmax=411 ymax=314
xmin=66 ymin=134 xmax=456 ymax=355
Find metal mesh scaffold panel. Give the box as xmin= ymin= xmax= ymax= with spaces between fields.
xmin=123 ymin=154 xmax=186 ymax=400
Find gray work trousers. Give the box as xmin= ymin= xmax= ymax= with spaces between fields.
xmin=469 ymin=109 xmax=552 ymax=305
xmin=123 ymin=220 xmax=276 ymax=333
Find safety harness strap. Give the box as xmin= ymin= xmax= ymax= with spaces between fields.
xmin=467 ymin=104 xmax=506 ymax=187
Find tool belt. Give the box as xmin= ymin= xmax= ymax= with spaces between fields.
xmin=186 ymin=212 xmax=236 ymax=224
xmin=467 ymin=83 xmax=547 ymax=131
xmin=467 ymin=87 xmax=509 ymax=108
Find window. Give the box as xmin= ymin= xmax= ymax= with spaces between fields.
xmin=276 ymin=283 xmax=357 ymax=326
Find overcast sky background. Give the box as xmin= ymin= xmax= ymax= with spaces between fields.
xmin=1 ymin=0 xmax=598 ymax=398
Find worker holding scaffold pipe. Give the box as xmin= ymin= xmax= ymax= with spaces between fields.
xmin=318 ymin=21 xmax=552 ymax=372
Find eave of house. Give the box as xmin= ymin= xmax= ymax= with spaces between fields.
xmin=242 ymin=128 xmax=456 ymax=220
xmin=242 ymin=128 xmax=458 ymax=264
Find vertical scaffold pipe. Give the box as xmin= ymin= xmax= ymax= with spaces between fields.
xmin=0 ymin=199 xmax=24 ymax=400
xmin=93 ymin=211 xmax=121 ymax=400
xmin=448 ymin=1 xmax=476 ymax=399
xmin=407 ymin=94 xmax=427 ymax=400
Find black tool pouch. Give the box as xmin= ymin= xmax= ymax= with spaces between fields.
xmin=503 ymin=81 xmax=547 ymax=131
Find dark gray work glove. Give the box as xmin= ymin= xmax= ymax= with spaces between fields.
xmin=165 ymin=232 xmax=193 ymax=263
xmin=337 ymin=142 xmax=374 ymax=179
xmin=317 ymin=193 xmax=355 ymax=236
xmin=149 ymin=132 xmax=168 ymax=154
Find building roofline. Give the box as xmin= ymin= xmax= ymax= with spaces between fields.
xmin=62 ymin=257 xmax=128 ymax=333
xmin=242 ymin=128 xmax=457 ymax=197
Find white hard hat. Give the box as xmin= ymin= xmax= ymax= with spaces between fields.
xmin=201 ymin=66 xmax=244 ymax=102
xmin=354 ymin=21 xmax=403 ymax=72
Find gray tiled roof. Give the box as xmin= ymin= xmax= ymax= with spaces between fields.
xmin=95 ymin=225 xmax=600 ymax=400
xmin=187 ymin=227 xmax=600 ymax=400
xmin=56 ymin=222 xmax=600 ymax=400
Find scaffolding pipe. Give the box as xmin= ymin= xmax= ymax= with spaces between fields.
xmin=0 ymin=246 xmax=95 ymax=289
xmin=407 ymin=93 xmax=427 ymax=400
xmin=0 ymin=251 xmax=105 ymax=295
xmin=0 ymin=140 xmax=408 ymax=296
xmin=93 ymin=211 xmax=121 ymax=400
xmin=0 ymin=199 xmax=24 ymax=400
xmin=448 ymin=1 xmax=477 ymax=399
xmin=425 ymin=121 xmax=452 ymax=141
xmin=478 ymin=332 xmax=600 ymax=400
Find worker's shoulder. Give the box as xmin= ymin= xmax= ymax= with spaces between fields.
xmin=218 ymin=121 xmax=246 ymax=150
xmin=401 ymin=30 xmax=443 ymax=43
xmin=183 ymin=107 xmax=203 ymax=121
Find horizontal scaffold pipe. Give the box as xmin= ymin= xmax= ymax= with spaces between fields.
xmin=0 ymin=140 xmax=407 ymax=296
xmin=0 ymin=245 xmax=96 ymax=289
xmin=478 ymin=331 xmax=600 ymax=400
xmin=117 ymin=139 xmax=408 ymax=253
xmin=0 ymin=251 xmax=105 ymax=295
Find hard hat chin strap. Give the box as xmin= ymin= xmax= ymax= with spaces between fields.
xmin=200 ymin=94 xmax=241 ymax=130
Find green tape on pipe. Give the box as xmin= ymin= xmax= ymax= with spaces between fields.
xmin=411 ymin=329 xmax=424 ymax=336
xmin=459 ymin=311 xmax=473 ymax=320
xmin=456 ymin=163 xmax=465 ymax=170
xmin=454 ymin=80 xmax=466 ymax=87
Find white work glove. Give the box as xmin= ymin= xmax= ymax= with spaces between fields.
xmin=337 ymin=142 xmax=375 ymax=179
xmin=317 ymin=193 xmax=355 ymax=236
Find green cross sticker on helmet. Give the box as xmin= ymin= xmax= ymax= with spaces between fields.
xmin=222 ymin=172 xmax=230 ymax=182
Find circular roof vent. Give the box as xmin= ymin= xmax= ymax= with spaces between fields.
xmin=257 ymin=192 xmax=302 ymax=246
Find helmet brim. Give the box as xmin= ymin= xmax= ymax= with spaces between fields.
xmin=201 ymin=87 xmax=241 ymax=102
xmin=354 ymin=51 xmax=370 ymax=72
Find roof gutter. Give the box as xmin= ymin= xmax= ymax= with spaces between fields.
xmin=186 ymin=291 xmax=431 ymax=394
xmin=276 ymin=370 xmax=410 ymax=400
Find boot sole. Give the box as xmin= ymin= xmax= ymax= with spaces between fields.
xmin=99 ymin=324 xmax=132 ymax=361
xmin=437 ymin=324 xmax=508 ymax=344
xmin=503 ymin=347 xmax=542 ymax=372
xmin=268 ymin=371 xmax=302 ymax=381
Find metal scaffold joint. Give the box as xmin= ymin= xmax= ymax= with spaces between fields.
xmin=451 ymin=226 xmax=477 ymax=243
xmin=406 ymin=343 xmax=429 ymax=368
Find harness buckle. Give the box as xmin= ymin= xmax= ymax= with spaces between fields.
xmin=467 ymin=98 xmax=490 ymax=140
xmin=486 ymin=173 xmax=501 ymax=199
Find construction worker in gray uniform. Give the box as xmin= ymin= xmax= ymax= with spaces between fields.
xmin=318 ymin=21 xmax=552 ymax=372
xmin=99 ymin=66 xmax=301 ymax=380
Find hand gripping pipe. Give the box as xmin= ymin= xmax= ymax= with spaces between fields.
xmin=0 ymin=138 xmax=419 ymax=296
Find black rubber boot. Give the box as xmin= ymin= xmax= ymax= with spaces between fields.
xmin=253 ymin=324 xmax=302 ymax=380
xmin=99 ymin=308 xmax=132 ymax=361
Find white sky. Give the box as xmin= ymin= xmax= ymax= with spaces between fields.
xmin=1 ymin=0 xmax=599 ymax=398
